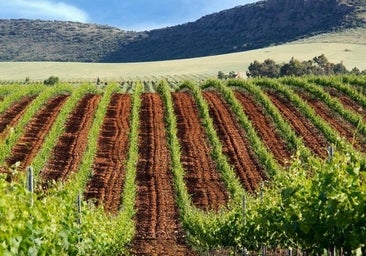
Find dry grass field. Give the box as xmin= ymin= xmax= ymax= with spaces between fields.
xmin=1 ymin=39 xmax=366 ymax=82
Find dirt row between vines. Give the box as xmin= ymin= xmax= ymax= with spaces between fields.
xmin=234 ymin=90 xmax=292 ymax=166
xmin=6 ymin=94 xmax=70 ymax=169
xmin=40 ymin=94 xmax=101 ymax=183
xmin=324 ymin=86 xmax=366 ymax=121
xmin=0 ymin=96 xmax=35 ymax=141
xmin=295 ymin=89 xmax=366 ymax=152
xmin=203 ymin=91 xmax=266 ymax=192
xmin=172 ymin=92 xmax=229 ymax=211
xmin=131 ymin=93 xmax=195 ymax=255
xmin=266 ymin=91 xmax=329 ymax=158
xmin=84 ymin=94 xmax=131 ymax=213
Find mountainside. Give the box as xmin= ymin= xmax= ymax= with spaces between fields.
xmin=1 ymin=0 xmax=366 ymax=62
xmin=0 ymin=20 xmax=146 ymax=62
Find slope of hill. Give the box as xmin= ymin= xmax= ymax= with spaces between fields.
xmin=105 ymin=0 xmax=366 ymax=62
xmin=0 ymin=0 xmax=365 ymax=62
xmin=0 ymin=19 xmax=146 ymax=62
xmin=1 ymin=42 xmax=366 ymax=81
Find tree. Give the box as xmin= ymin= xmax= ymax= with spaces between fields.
xmin=217 ymin=71 xmax=226 ymax=80
xmin=280 ymin=57 xmax=310 ymax=76
xmin=247 ymin=59 xmax=280 ymax=78
xmin=218 ymin=70 xmax=239 ymax=80
xmin=333 ymin=62 xmax=348 ymax=75
xmin=351 ymin=67 xmax=360 ymax=75
xmin=313 ymin=54 xmax=333 ymax=75
xmin=228 ymin=71 xmax=238 ymax=79
xmin=44 ymin=76 xmax=59 ymax=86
xmin=313 ymin=54 xmax=329 ymax=69
xmin=246 ymin=54 xmax=353 ymax=78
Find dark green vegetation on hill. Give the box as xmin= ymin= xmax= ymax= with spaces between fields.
xmin=0 ymin=20 xmax=143 ymax=62
xmin=1 ymin=0 xmax=366 ymax=62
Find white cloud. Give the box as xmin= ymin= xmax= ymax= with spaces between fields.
xmin=0 ymin=0 xmax=89 ymax=22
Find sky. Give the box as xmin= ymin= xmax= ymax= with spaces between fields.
xmin=0 ymin=0 xmax=257 ymax=31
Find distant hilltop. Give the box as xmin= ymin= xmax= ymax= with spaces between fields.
xmin=266 ymin=0 xmax=339 ymax=9
xmin=266 ymin=0 xmax=365 ymax=10
xmin=0 ymin=0 xmax=365 ymax=62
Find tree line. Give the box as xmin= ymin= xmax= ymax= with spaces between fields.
xmin=219 ymin=54 xmax=366 ymax=79
xmin=246 ymin=54 xmax=366 ymax=78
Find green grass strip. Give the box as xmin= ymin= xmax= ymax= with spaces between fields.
xmin=120 ymin=81 xmax=142 ymax=212
xmin=116 ymin=81 xmax=143 ymax=236
xmin=157 ymin=80 xmax=193 ymax=212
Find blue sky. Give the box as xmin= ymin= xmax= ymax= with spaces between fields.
xmin=0 ymin=0 xmax=257 ymax=31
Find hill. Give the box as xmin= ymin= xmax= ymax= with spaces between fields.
xmin=0 ymin=0 xmax=366 ymax=62
xmin=1 ymin=42 xmax=366 ymax=81
xmin=0 ymin=20 xmax=145 ymax=62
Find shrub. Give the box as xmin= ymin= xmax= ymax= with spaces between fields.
xmin=247 ymin=59 xmax=281 ymax=78
xmin=247 ymin=54 xmax=357 ymax=78
xmin=44 ymin=76 xmax=59 ymax=86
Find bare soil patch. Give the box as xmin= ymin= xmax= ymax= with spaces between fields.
xmin=267 ymin=91 xmax=329 ymax=158
xmin=6 ymin=94 xmax=69 ymax=169
xmin=131 ymin=93 xmax=196 ymax=255
xmin=172 ymin=92 xmax=229 ymax=211
xmin=296 ymin=89 xmax=366 ymax=152
xmin=40 ymin=94 xmax=101 ymax=183
xmin=203 ymin=91 xmax=266 ymax=192
xmin=84 ymin=94 xmax=131 ymax=213
xmin=325 ymin=86 xmax=366 ymax=121
xmin=0 ymin=96 xmax=35 ymax=141
xmin=234 ymin=90 xmax=292 ymax=166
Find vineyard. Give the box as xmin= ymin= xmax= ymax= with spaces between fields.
xmin=0 ymin=76 xmax=365 ymax=255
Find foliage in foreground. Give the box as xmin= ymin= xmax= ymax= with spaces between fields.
xmin=0 ymin=171 xmax=131 ymax=255
xmin=161 ymin=79 xmax=366 ymax=253
xmin=0 ymin=79 xmax=365 ymax=254
xmin=230 ymin=146 xmax=366 ymax=253
xmin=0 ymin=83 xmax=134 ymax=256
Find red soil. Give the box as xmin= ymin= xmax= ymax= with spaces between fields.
xmin=0 ymin=96 xmax=35 ymax=141
xmin=40 ymin=94 xmax=101 ymax=183
xmin=84 ymin=94 xmax=131 ymax=213
xmin=234 ymin=91 xmax=292 ymax=166
xmin=172 ymin=92 xmax=229 ymax=211
xmin=267 ymin=91 xmax=329 ymax=158
xmin=203 ymin=91 xmax=266 ymax=192
xmin=6 ymin=94 xmax=69 ymax=169
xmin=296 ymin=89 xmax=366 ymax=152
xmin=325 ymin=87 xmax=366 ymax=121
xmin=131 ymin=93 xmax=196 ymax=255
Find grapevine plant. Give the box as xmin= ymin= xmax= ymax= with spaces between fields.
xmin=0 ymin=79 xmax=365 ymax=254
